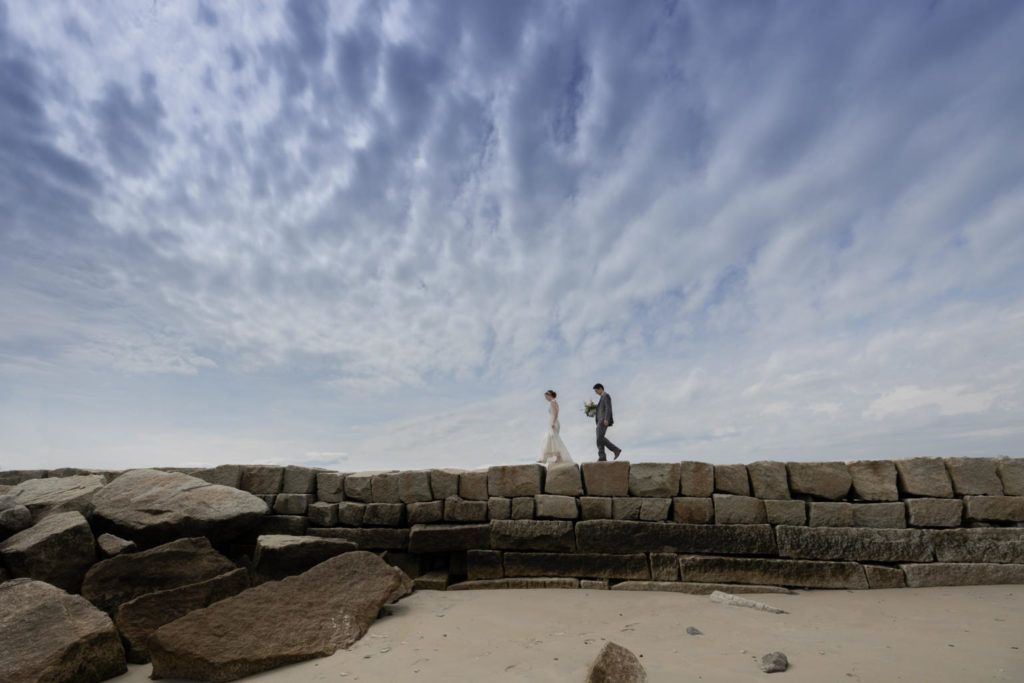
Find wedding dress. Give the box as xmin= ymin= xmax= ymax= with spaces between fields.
xmin=539 ymin=401 xmax=574 ymax=465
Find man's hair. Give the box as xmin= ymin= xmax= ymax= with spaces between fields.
xmin=593 ymin=383 xmax=604 ymax=390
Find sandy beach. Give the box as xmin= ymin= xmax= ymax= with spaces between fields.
xmin=113 ymin=584 xmax=1024 ymax=682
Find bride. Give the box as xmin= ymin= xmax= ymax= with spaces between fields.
xmin=538 ymin=390 xmax=574 ymax=465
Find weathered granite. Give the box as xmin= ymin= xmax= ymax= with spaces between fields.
xmin=679 ymin=555 xmax=869 ymax=589
xmin=776 ymin=525 xmax=934 ymax=563
xmin=581 ymin=461 xmax=630 ymax=496
xmin=808 ymin=502 xmax=854 ymax=527
xmin=363 ymin=502 xmax=405 ymax=526
xmin=852 ymin=502 xmax=906 ymax=529
xmin=629 ymin=462 xmax=681 ymax=497
xmin=672 ymin=497 xmax=714 ymax=524
xmin=407 ymin=500 xmax=445 ymax=524
xmin=679 ymin=461 xmax=715 ymax=497
xmin=307 ymin=502 xmax=338 ymax=527
xmin=343 ymin=473 xmax=375 ymax=503
xmin=964 ymin=496 xmax=1024 ymax=523
xmin=408 ymin=524 xmax=490 ymax=553
xmin=273 ymin=493 xmax=314 ymax=516
xmin=336 ymin=501 xmax=366 ymax=527
xmin=864 ymin=565 xmax=906 ymax=588
xmin=466 ymin=549 xmax=503 ymax=580
xmin=0 ymin=578 xmax=127 ymax=683
xmin=895 ymin=458 xmax=953 ymax=498
xmin=998 ymin=458 xmax=1024 ymax=496
xmin=511 ymin=496 xmax=535 ymax=519
xmin=765 ymin=499 xmax=806 ymax=526
xmin=253 ymin=535 xmax=358 ymax=582
xmin=848 ymin=460 xmax=899 ymax=501
xmin=398 ymin=471 xmax=433 ymax=503
xmin=487 ymin=497 xmax=511 ymax=520
xmin=0 ymin=511 xmax=96 ymax=592
xmin=6 ymin=474 xmax=106 ymax=519
xmin=535 ymin=494 xmax=579 ymax=519
xmin=787 ymin=462 xmax=851 ymax=500
xmin=488 ymin=464 xmax=544 ymax=497
xmin=448 ymin=577 xmax=579 ymax=590
xmin=713 ymin=494 xmax=766 ymax=524
xmin=459 ymin=470 xmax=489 ymax=500
xmin=581 ymin=496 xmax=613 ymax=520
xmin=576 ymin=520 xmax=777 ymax=555
xmin=490 ymin=520 xmax=576 ymax=552
xmin=370 ymin=473 xmax=402 ymax=503
xmin=945 ymin=457 xmax=1003 ymax=496
xmin=315 ymin=472 xmax=346 ymax=503
xmin=429 ymin=469 xmax=461 ymax=500
xmin=255 ymin=515 xmax=307 ymax=537
xmin=931 ymin=528 xmax=1024 ymax=563
xmin=611 ymin=581 xmax=791 ymax=595
xmin=585 ymin=641 xmax=647 ymax=683
xmin=444 ymin=497 xmax=488 ymax=523
xmin=545 ymin=463 xmax=583 ymax=496
xmin=97 ymin=533 xmax=136 ymax=557
xmin=747 ymin=461 xmax=790 ymax=499
xmin=639 ymin=497 xmax=672 ymax=521
xmin=906 ymin=498 xmax=962 ymax=528
xmin=650 ymin=553 xmax=679 ymax=581
xmin=239 ymin=466 xmax=284 ymax=495
xmin=0 ymin=503 xmax=32 ymax=535
xmin=193 ymin=465 xmax=243 ymax=489
xmin=305 ymin=527 xmax=410 ymax=551
xmin=612 ymin=496 xmax=642 ymax=520
xmin=282 ymin=466 xmax=317 ymax=494
xmin=504 ymin=552 xmax=650 ymax=580
xmin=902 ymin=562 xmax=1024 ymax=587
xmin=713 ymin=464 xmax=750 ymax=496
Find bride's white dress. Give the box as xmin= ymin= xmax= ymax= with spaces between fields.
xmin=539 ymin=401 xmax=574 ymax=465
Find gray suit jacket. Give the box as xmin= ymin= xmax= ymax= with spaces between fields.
xmin=595 ymin=393 xmax=614 ymax=426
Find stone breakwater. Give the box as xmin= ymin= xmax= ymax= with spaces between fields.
xmin=3 ymin=457 xmax=1022 ymax=592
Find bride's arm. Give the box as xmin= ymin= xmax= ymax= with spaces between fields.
xmin=551 ymin=401 xmax=559 ymax=426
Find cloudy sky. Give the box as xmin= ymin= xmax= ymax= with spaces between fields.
xmin=1 ymin=1 xmax=1022 ymax=473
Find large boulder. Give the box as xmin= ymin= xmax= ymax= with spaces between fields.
xmin=81 ymin=536 xmax=237 ymax=613
xmin=786 ymin=462 xmax=851 ymax=500
xmin=5 ymin=474 xmax=107 ymax=520
xmin=0 ymin=578 xmax=126 ymax=682
xmin=91 ymin=469 xmax=268 ymax=546
xmin=149 ymin=551 xmax=412 ymax=682
xmin=114 ymin=567 xmax=250 ymax=663
xmin=586 ymin=641 xmax=647 ymax=683
xmin=0 ymin=511 xmax=96 ymax=592
xmin=0 ymin=503 xmax=33 ymax=537
xmin=575 ymin=520 xmax=776 ymax=555
xmin=253 ymin=534 xmax=358 ymax=582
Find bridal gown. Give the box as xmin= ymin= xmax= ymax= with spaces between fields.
xmin=539 ymin=401 xmax=574 ymax=465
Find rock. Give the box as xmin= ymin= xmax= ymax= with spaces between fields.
xmin=343 ymin=472 xmax=375 ymax=502
xmin=448 ymin=577 xmax=579 ymax=590
xmin=115 ymin=568 xmax=250 ymax=663
xmin=776 ymin=525 xmax=933 ymax=562
xmin=504 ymin=552 xmax=650 ymax=580
xmin=397 ymin=470 xmax=432 ymax=503
xmin=931 ymin=528 xmax=1024 ymax=563
xmin=709 ymin=590 xmax=787 ymax=614
xmin=864 ymin=565 xmax=905 ymax=588
xmin=964 ymin=496 xmax=1024 ymax=523
xmin=467 ymin=549 xmax=503 ymax=580
xmin=192 ymin=464 xmax=243 ymax=488
xmin=488 ymin=464 xmax=544 ymax=497
xmin=679 ymin=461 xmax=715 ymax=497
xmin=765 ymin=500 xmax=806 ymax=526
xmin=408 ymin=523 xmax=490 ymax=552
xmin=650 ymin=553 xmax=680 ymax=580
xmin=581 ymin=496 xmax=614 ymax=519
xmin=0 ymin=469 xmax=47 ymax=485
xmin=761 ymin=651 xmax=788 ymax=673
xmin=713 ymin=494 xmax=767 ymax=524
xmin=149 ymin=551 xmax=412 ymax=682
xmin=906 ymin=498 xmax=962 ymax=527
xmin=81 ymin=537 xmax=236 ymax=613
xmin=256 ymin=514 xmax=307 ymax=536
xmin=581 ymin=579 xmax=610 ymax=589
xmin=370 ymin=473 xmax=402 ymax=503
xmin=412 ymin=570 xmax=450 ymax=590
xmin=444 ymin=496 xmax=488 ymax=523
xmin=901 ymin=562 xmax=1024 ymax=587
xmin=852 ymin=502 xmax=906 ymax=528
xmin=680 ymin=555 xmax=869 ymax=589
xmin=534 ymin=494 xmax=579 ymax=519
xmin=808 ymin=502 xmax=854 ymax=527
xmin=381 ymin=550 xmax=425 ymax=579
xmin=91 ymin=469 xmax=268 ymax=546
xmin=253 ymin=535 xmax=358 ymax=582
xmin=639 ymin=497 xmax=672 ymax=521
xmin=786 ymin=462 xmax=851 ymax=500
xmin=612 ymin=497 xmax=642 ymax=520
xmin=576 ymin=520 xmax=777 ymax=555
xmin=611 ymin=581 xmax=791 ymax=595
xmin=0 ymin=578 xmax=126 ymax=683
xmin=487 ymin=497 xmax=511 ymax=520
xmin=714 ymin=464 xmax=750 ymax=495
xmin=629 ymin=462 xmax=681 ymax=497
xmin=511 ymin=496 xmax=535 ymax=519
xmin=686 ymin=626 xmax=702 ymax=635
xmin=581 ymin=461 xmax=630 ymax=496
xmin=672 ymin=497 xmax=715 ymax=524
xmin=429 ymin=469 xmax=461 ymax=499
xmin=308 ymin=501 xmax=339 ymax=527
xmin=848 ymin=460 xmax=899 ymax=501
xmin=364 ymin=502 xmax=405 ymax=526
xmin=998 ymin=458 xmax=1024 ymax=495
xmin=6 ymin=474 xmax=106 ymax=520
xmin=337 ymin=501 xmax=366 ymax=527
xmin=0 ymin=503 xmax=32 ymax=535
xmin=282 ymin=466 xmax=317 ymax=494
xmin=490 ymin=519 xmax=576 ymax=552
xmin=97 ymin=533 xmax=136 ymax=557
xmin=315 ymin=471 xmax=346 ymax=502
xmin=273 ymin=493 xmax=314 ymax=515
xmin=747 ymin=461 xmax=790 ymax=499
xmin=239 ymin=466 xmax=284 ymax=495
xmin=585 ymin=641 xmax=647 ymax=683
xmin=895 ymin=458 xmax=953 ymax=498
xmin=545 ymin=463 xmax=583 ymax=495
xmin=0 ymin=511 xmax=96 ymax=592
xmin=945 ymin=457 xmax=1002 ymax=495
xmin=459 ymin=470 xmax=489 ymax=500
xmin=306 ymin=527 xmax=410 ymax=550
xmin=408 ymin=500 xmax=445 ymax=524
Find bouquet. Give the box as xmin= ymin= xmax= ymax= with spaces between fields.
xmin=583 ymin=400 xmax=597 ymax=418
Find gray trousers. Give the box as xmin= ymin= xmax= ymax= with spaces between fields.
xmin=596 ymin=423 xmax=620 ymax=461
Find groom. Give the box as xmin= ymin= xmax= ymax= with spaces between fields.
xmin=593 ymin=383 xmax=622 ymax=461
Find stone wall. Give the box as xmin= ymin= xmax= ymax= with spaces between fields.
xmin=3 ymin=457 xmax=1023 ymax=591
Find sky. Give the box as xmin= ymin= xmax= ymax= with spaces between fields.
xmin=1 ymin=0 xmax=1022 ymax=473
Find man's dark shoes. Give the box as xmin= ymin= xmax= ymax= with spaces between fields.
xmin=613 ymin=449 xmax=622 ymax=460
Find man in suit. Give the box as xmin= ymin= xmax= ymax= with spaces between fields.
xmin=593 ymin=383 xmax=622 ymax=461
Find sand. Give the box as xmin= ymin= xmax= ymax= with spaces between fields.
xmin=114 ymin=585 xmax=1024 ymax=682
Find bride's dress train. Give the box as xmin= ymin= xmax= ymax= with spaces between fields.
xmin=539 ymin=402 xmax=574 ymax=465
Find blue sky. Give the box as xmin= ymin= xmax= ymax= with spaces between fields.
xmin=1 ymin=1 xmax=1022 ymax=472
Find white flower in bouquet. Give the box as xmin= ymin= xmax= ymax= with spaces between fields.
xmin=583 ymin=400 xmax=597 ymax=418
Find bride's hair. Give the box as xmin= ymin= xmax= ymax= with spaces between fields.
xmin=545 ymin=390 xmax=557 ymax=398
